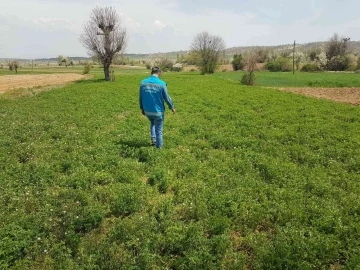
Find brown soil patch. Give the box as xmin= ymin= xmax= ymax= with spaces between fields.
xmin=0 ymin=74 xmax=89 ymax=94
xmin=276 ymin=87 xmax=360 ymax=105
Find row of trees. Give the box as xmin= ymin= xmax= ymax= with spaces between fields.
xmin=79 ymin=7 xmax=225 ymax=80
xmin=234 ymin=34 xmax=359 ymax=73
xmin=79 ymin=7 xmax=360 ymax=81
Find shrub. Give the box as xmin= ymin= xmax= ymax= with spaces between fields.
xmin=301 ymin=63 xmax=322 ymax=72
xmin=241 ymin=73 xmax=255 ymax=86
xmin=325 ymin=55 xmax=350 ymax=71
xmin=145 ymin=63 xmax=151 ymax=70
xmin=171 ymin=63 xmax=183 ymax=72
xmin=346 ymin=54 xmax=359 ymax=71
xmin=265 ymin=57 xmax=292 ymax=72
xmin=8 ymin=61 xmax=19 ymax=73
xmin=154 ymin=58 xmax=174 ymax=71
xmin=277 ymin=57 xmax=292 ymax=71
xmin=232 ymin=54 xmax=244 ymax=71
xmin=264 ymin=61 xmax=281 ymax=72
xmin=83 ymin=63 xmax=91 ymax=74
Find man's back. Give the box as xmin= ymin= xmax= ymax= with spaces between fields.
xmin=139 ymin=67 xmax=175 ymax=148
xmin=139 ymin=75 xmax=174 ymax=115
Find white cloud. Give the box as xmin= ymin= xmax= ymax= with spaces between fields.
xmin=32 ymin=17 xmax=80 ymax=32
xmin=153 ymin=20 xmax=168 ymax=29
xmin=1 ymin=0 xmax=360 ymax=58
xmin=33 ymin=17 xmax=65 ymax=26
xmin=119 ymin=14 xmax=142 ymax=33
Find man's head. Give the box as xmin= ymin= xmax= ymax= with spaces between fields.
xmin=151 ymin=66 xmax=161 ymax=76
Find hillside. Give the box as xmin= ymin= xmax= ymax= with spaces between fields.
xmin=1 ymin=41 xmax=359 ymax=63
xmin=226 ymin=41 xmax=360 ymax=55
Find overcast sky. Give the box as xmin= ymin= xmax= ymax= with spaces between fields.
xmin=0 ymin=0 xmax=359 ymax=59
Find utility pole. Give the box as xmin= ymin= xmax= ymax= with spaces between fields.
xmin=293 ymin=40 xmax=295 ymax=75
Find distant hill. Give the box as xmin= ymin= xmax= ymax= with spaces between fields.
xmin=226 ymin=41 xmax=360 ymax=56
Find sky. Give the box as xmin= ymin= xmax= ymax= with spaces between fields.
xmin=0 ymin=0 xmax=359 ymax=59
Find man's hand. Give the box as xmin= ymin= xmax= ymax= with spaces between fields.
xmin=172 ymin=108 xmax=176 ymax=114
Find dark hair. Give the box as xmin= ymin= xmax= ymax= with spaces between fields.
xmin=151 ymin=66 xmax=161 ymax=75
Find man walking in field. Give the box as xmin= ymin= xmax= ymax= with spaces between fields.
xmin=139 ymin=67 xmax=175 ymax=148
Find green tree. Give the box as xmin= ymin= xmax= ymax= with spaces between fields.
xmin=231 ymin=54 xmax=244 ymax=71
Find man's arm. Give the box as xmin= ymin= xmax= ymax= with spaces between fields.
xmin=162 ymin=86 xmax=175 ymax=112
xmin=139 ymin=86 xmax=145 ymax=115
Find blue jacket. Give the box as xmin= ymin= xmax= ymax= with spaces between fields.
xmin=139 ymin=75 xmax=174 ymax=116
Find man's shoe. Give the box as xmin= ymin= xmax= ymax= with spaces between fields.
xmin=151 ymin=139 xmax=156 ymax=146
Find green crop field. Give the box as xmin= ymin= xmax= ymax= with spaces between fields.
xmin=1 ymin=69 xmax=360 ymax=269
xmin=214 ymin=70 xmax=360 ymax=88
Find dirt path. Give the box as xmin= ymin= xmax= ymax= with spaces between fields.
xmin=0 ymin=74 xmax=89 ymax=93
xmin=275 ymin=87 xmax=360 ymax=106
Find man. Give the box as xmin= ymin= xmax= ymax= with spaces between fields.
xmin=139 ymin=67 xmax=175 ymax=148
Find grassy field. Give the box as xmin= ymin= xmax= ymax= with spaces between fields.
xmin=0 ymin=65 xmax=147 ymax=76
xmin=1 ymin=69 xmax=360 ymax=269
xmin=214 ymin=70 xmax=360 ymax=88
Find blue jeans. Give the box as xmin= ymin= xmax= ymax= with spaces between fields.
xmin=146 ymin=113 xmax=164 ymax=148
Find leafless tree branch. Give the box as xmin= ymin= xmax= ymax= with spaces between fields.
xmin=80 ymin=6 xmax=128 ymax=81
xmin=190 ymin=31 xmax=225 ymax=74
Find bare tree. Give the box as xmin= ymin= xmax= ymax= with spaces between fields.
xmin=190 ymin=32 xmax=225 ymax=74
xmin=7 ymin=61 xmax=19 ymax=74
xmin=80 ymin=7 xmax=127 ymax=81
xmin=326 ymin=33 xmax=349 ymax=60
xmin=241 ymin=52 xmax=258 ymax=86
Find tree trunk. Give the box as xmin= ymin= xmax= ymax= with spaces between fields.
xmin=104 ymin=64 xmax=110 ymax=81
